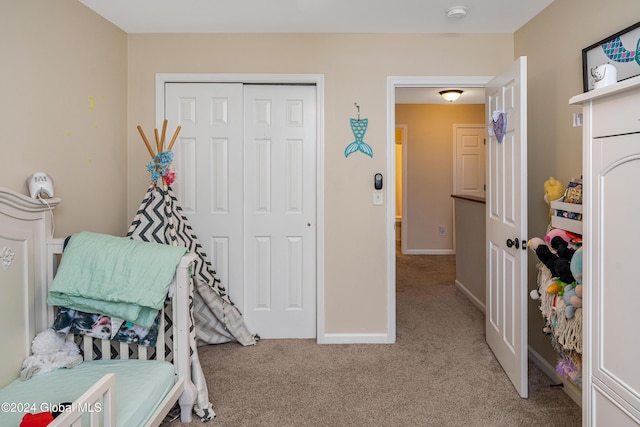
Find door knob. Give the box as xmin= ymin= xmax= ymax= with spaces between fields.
xmin=506 ymin=238 xmax=520 ymax=249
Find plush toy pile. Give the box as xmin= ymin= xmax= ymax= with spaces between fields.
xmin=528 ymin=177 xmax=584 ymax=387
xmin=20 ymin=328 xmax=83 ymax=381
xmin=528 ymin=228 xmax=583 ymax=319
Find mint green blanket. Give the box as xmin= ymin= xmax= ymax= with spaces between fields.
xmin=47 ymin=231 xmax=188 ymax=327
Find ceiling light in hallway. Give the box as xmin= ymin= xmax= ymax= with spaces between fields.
xmin=446 ymin=6 xmax=468 ymax=19
xmin=439 ymin=89 xmax=464 ymax=102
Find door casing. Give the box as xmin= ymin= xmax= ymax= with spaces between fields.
xmin=155 ymin=73 xmax=326 ymax=341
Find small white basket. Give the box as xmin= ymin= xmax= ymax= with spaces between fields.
xmin=550 ymin=200 xmax=583 ymax=235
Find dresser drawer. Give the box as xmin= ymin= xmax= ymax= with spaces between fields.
xmin=592 ymin=86 xmax=640 ymax=138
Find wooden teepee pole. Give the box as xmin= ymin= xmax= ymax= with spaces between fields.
xmin=167 ymin=125 xmax=182 ymax=152
xmin=160 ymin=119 xmax=168 ymax=151
xmin=137 ymin=125 xmax=156 ymax=159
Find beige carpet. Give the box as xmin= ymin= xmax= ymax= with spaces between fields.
xmin=164 ymin=251 xmax=581 ymax=426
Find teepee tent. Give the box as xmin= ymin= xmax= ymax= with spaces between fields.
xmin=129 ymin=120 xmax=258 ymax=347
xmin=126 ymin=183 xmax=259 ymax=346
xmin=125 ymin=121 xmax=258 ymax=421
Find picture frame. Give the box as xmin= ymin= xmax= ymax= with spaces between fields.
xmin=582 ymin=21 xmax=640 ymax=92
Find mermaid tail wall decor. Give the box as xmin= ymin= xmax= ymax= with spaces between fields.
xmin=601 ymin=36 xmax=639 ymax=65
xmin=345 ymin=118 xmax=373 ymax=158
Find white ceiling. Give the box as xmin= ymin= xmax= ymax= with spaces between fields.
xmin=78 ymin=0 xmax=553 ymax=104
xmin=78 ymin=0 xmax=555 ymax=34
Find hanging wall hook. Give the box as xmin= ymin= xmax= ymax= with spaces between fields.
xmin=354 ymin=102 xmax=360 ymax=121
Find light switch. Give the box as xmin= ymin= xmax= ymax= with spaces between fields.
xmin=373 ymin=190 xmax=383 ymax=205
xmin=573 ymin=113 xmax=583 ymax=127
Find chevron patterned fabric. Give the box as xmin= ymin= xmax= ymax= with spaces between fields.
xmin=126 ymin=185 xmax=258 ymax=346
xmin=126 ymin=185 xmax=259 ymax=421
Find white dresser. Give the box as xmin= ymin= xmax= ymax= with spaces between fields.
xmin=570 ymin=75 xmax=640 ymax=426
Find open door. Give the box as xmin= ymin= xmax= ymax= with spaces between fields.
xmin=485 ymin=57 xmax=528 ymax=398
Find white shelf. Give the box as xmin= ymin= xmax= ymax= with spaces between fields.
xmin=550 ymin=200 xmax=582 ymax=235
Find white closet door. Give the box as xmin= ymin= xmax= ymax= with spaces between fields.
xmin=165 ymin=83 xmax=244 ymax=302
xmin=243 ymin=85 xmax=317 ymax=338
xmin=165 ymin=82 xmax=317 ymax=339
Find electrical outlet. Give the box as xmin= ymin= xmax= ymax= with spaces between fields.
xmin=439 ymin=226 xmax=445 ymax=236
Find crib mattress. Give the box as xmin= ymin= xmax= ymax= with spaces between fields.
xmin=0 ymin=359 xmax=175 ymax=427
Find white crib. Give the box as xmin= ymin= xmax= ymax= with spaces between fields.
xmin=0 ymin=186 xmax=197 ymax=426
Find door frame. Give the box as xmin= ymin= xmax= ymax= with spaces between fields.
xmin=395 ymin=124 xmax=408 ymax=255
xmin=386 ymin=76 xmax=491 ymax=343
xmin=155 ymin=73 xmax=326 ymax=341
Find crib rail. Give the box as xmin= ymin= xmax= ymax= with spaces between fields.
xmin=47 ymin=373 xmax=116 ymax=427
xmin=73 ymin=303 xmax=171 ymax=362
xmin=48 ymin=238 xmax=182 ymax=364
xmin=46 ymin=239 xmax=197 ymax=424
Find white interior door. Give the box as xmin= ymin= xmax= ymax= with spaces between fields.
xmin=485 ymin=57 xmax=528 ymax=398
xmin=454 ymin=124 xmax=486 ymax=198
xmin=165 ymin=82 xmax=317 ymax=339
xmin=243 ymin=85 xmax=317 ymax=339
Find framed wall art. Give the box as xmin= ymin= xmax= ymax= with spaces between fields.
xmin=582 ymin=21 xmax=640 ymax=92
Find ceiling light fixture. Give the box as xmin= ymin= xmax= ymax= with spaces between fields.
xmin=439 ymin=89 xmax=463 ymax=102
xmin=446 ymin=6 xmax=468 ymax=20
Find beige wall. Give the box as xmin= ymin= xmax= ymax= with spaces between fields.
xmin=396 ymin=104 xmax=484 ymax=252
xmin=515 ymin=0 xmax=638 ymax=366
xmin=0 ymin=0 xmax=128 ymax=236
xmin=453 ymin=197 xmax=486 ymax=308
xmin=127 ymin=34 xmax=513 ymax=334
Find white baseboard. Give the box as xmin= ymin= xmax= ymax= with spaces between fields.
xmin=455 ymin=279 xmax=486 ymax=314
xmin=528 ymin=346 xmax=582 ymax=407
xmin=403 ymin=249 xmax=455 ymax=255
xmin=318 ymin=333 xmax=394 ymax=344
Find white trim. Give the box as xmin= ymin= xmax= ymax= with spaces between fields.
xmin=387 ymin=76 xmax=492 ymax=347
xmin=155 ymin=73 xmax=326 ymax=342
xmin=403 ymin=249 xmax=455 ymax=255
xmin=320 ymin=333 xmax=393 ymax=344
xmin=454 ymin=279 xmax=486 ymax=314
xmin=528 ymin=346 xmax=582 ymax=407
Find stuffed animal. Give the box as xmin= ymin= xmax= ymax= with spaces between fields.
xmin=20 ymin=328 xmax=83 ymax=380
xmin=528 ymin=235 xmax=575 ymax=285
xmin=528 ymin=237 xmax=558 ymax=276
xmin=552 ymin=236 xmax=575 ymax=260
xmin=546 ymin=280 xmax=566 ymax=295
xmin=562 ymin=283 xmax=580 ymax=318
xmin=570 ymin=247 xmax=583 ymax=307
xmin=544 ymin=228 xmax=571 ymax=249
xmin=556 ymin=357 xmax=581 ymax=385
xmin=550 ymin=236 xmax=576 ymax=282
xmin=544 ymin=177 xmax=565 ymax=204
xmin=20 ymin=403 xmax=72 ymax=427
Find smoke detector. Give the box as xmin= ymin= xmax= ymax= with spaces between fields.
xmin=447 ymin=6 xmax=468 ymax=19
